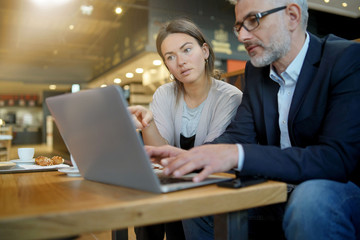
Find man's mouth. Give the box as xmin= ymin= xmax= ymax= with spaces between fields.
xmin=245 ymin=44 xmax=258 ymax=55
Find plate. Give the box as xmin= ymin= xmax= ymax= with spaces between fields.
xmin=58 ymin=167 xmax=81 ymax=177
xmin=0 ymin=161 xmax=16 ymax=170
xmin=11 ymin=159 xmax=35 ymax=165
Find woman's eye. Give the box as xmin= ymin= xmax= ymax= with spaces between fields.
xmin=184 ymin=48 xmax=191 ymax=53
xmin=166 ymin=55 xmax=175 ymax=61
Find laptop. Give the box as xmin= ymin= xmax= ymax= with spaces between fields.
xmin=46 ymin=85 xmax=231 ymax=193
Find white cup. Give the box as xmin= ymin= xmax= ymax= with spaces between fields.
xmin=18 ymin=148 xmax=35 ymax=161
xmin=70 ymin=155 xmax=78 ymax=169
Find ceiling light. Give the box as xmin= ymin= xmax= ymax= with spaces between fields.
xmin=115 ymin=7 xmax=123 ymax=15
xmin=126 ymin=72 xmax=134 ymax=78
xmin=30 ymin=0 xmax=72 ymax=7
xmin=114 ymin=78 xmax=122 ymax=84
xmin=69 ymin=25 xmax=75 ymax=30
xmin=49 ymin=85 xmax=56 ymax=90
xmin=342 ymin=2 xmax=347 ymax=7
xmin=100 ymin=84 xmax=107 ymax=88
xmin=153 ymin=60 xmax=162 ymax=66
xmin=71 ymin=84 xmax=80 ymax=93
xmin=80 ymin=5 xmax=93 ymax=15
xmin=135 ymin=68 xmax=144 ymax=74
xmin=323 ymin=0 xmax=329 ymax=3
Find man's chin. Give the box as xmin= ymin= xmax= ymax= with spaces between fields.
xmin=250 ymin=58 xmax=268 ymax=68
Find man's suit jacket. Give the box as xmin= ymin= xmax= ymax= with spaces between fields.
xmin=213 ymin=33 xmax=360 ymax=186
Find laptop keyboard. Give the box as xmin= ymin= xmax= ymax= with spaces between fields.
xmin=158 ymin=175 xmax=193 ymax=184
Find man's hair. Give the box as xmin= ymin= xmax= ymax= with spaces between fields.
xmin=228 ymin=0 xmax=308 ymax=30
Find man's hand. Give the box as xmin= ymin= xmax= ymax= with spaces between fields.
xmin=145 ymin=145 xmax=186 ymax=165
xmin=147 ymin=144 xmax=239 ymax=182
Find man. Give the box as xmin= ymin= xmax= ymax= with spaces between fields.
xmin=146 ymin=0 xmax=360 ymax=239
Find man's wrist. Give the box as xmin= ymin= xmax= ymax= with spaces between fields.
xmin=236 ymin=144 xmax=245 ymax=171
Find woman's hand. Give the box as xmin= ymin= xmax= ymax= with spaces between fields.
xmin=128 ymin=105 xmax=153 ymax=130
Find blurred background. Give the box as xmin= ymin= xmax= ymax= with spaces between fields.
xmin=0 ymin=0 xmax=359 ymax=155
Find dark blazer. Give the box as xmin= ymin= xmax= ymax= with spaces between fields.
xmin=213 ymin=33 xmax=360 ymax=186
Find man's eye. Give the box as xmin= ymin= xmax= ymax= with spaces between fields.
xmin=246 ymin=16 xmax=258 ymax=26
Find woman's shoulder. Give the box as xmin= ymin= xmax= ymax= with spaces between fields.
xmin=211 ymin=78 xmax=242 ymax=96
xmin=153 ymin=82 xmax=176 ymax=96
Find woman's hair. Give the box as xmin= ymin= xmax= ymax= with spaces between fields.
xmin=156 ymin=18 xmax=221 ymax=97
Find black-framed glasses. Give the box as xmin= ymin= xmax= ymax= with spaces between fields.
xmin=233 ymin=6 xmax=287 ymax=37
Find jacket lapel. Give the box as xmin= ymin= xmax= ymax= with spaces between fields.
xmin=261 ymin=67 xmax=281 ymax=145
xmin=288 ymin=34 xmax=322 ymax=124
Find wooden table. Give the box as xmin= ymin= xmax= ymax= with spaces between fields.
xmin=0 ymin=171 xmax=287 ymax=240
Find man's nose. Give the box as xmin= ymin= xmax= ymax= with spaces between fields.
xmin=237 ymin=27 xmax=252 ymax=43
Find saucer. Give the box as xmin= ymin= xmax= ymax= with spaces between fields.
xmin=11 ymin=159 xmax=35 ymax=165
xmin=58 ymin=167 xmax=81 ymax=177
xmin=0 ymin=161 xmax=16 ymax=170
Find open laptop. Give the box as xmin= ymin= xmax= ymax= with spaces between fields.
xmin=46 ymin=85 xmax=231 ymax=193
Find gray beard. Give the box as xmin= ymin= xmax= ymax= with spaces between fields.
xmin=250 ymin=28 xmax=291 ymax=67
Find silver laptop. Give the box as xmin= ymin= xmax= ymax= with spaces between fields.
xmin=46 ymin=85 xmax=231 ymax=193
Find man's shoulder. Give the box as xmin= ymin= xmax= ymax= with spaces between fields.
xmin=314 ymin=33 xmax=360 ymax=57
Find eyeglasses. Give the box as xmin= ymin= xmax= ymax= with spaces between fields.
xmin=233 ymin=6 xmax=287 ymax=37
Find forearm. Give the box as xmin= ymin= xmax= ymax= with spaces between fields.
xmin=141 ymin=120 xmax=168 ymax=146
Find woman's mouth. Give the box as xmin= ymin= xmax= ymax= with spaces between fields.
xmin=181 ymin=69 xmax=191 ymax=76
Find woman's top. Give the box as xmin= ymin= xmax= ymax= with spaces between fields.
xmin=150 ymin=78 xmax=243 ymax=148
xmin=180 ymin=101 xmax=206 ymax=149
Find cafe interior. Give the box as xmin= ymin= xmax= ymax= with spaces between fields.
xmin=0 ymin=0 xmax=359 ymax=239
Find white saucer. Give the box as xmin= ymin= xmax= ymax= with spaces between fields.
xmin=0 ymin=161 xmax=16 ymax=170
xmin=58 ymin=167 xmax=81 ymax=177
xmin=11 ymin=159 xmax=35 ymax=165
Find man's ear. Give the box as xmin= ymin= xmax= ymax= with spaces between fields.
xmin=286 ymin=3 xmax=302 ymax=32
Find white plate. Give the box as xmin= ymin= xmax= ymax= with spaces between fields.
xmin=58 ymin=167 xmax=81 ymax=177
xmin=11 ymin=159 xmax=35 ymax=165
xmin=0 ymin=161 xmax=16 ymax=170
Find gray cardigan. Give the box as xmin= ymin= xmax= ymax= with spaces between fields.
xmin=150 ymin=78 xmax=242 ymax=147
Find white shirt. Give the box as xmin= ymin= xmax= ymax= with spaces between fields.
xmin=237 ymin=33 xmax=310 ymax=170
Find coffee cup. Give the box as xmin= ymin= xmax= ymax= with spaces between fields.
xmin=18 ymin=148 xmax=35 ymax=161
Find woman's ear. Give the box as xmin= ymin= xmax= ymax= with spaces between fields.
xmin=202 ymin=43 xmax=210 ymax=59
xmin=286 ymin=3 xmax=302 ymax=32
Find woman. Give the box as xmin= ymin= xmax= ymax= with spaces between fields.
xmin=129 ymin=18 xmax=242 ymax=240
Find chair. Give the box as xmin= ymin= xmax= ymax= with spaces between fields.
xmin=0 ymin=126 xmax=13 ymax=161
xmin=221 ymin=69 xmax=245 ymax=91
